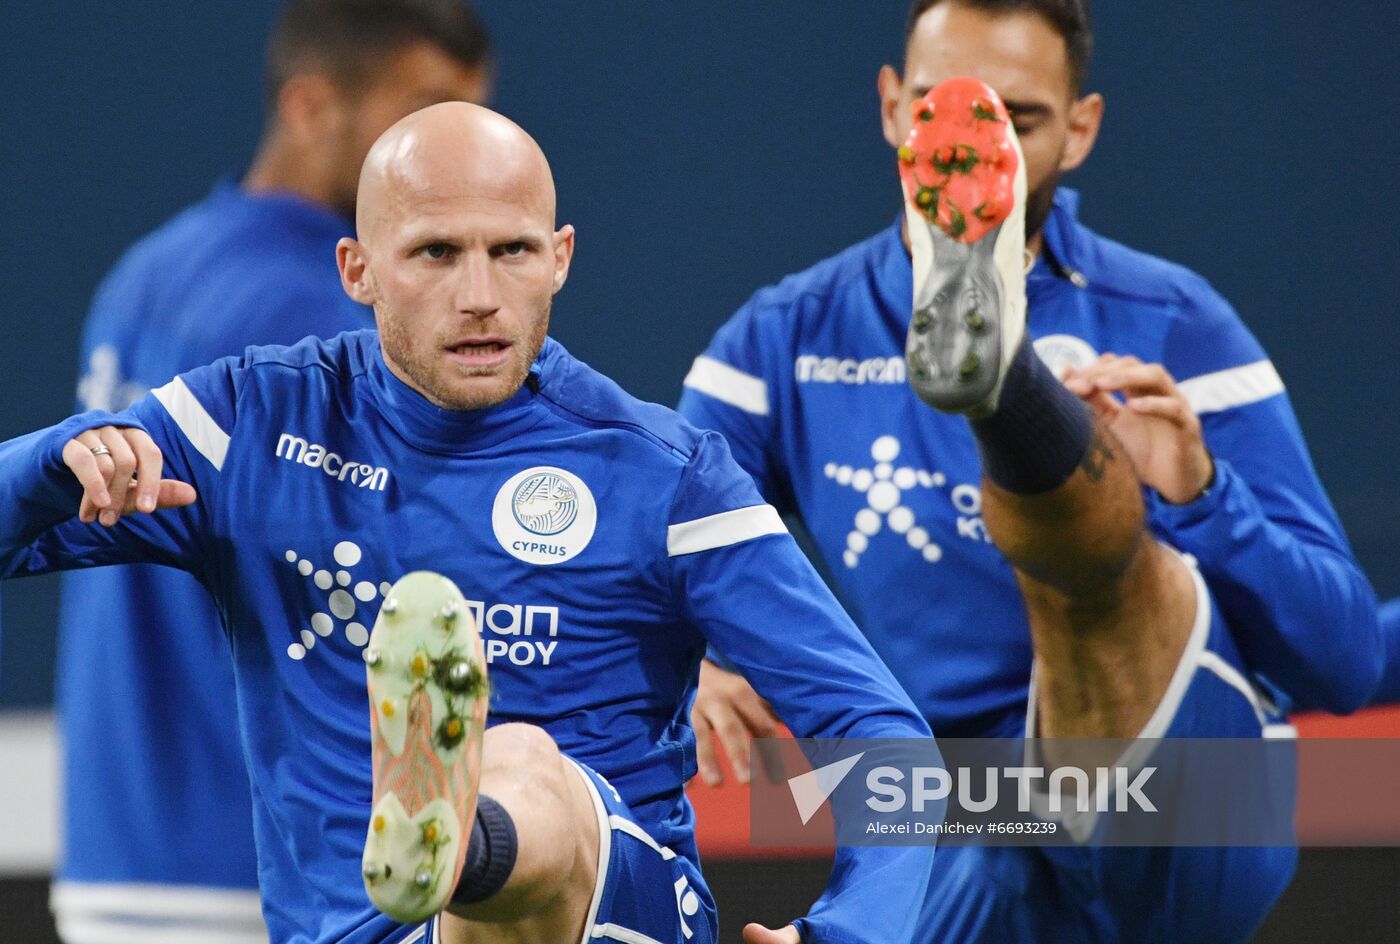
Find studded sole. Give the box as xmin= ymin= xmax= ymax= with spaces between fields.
xmin=905 ymin=222 xmax=1007 ymax=413
xmin=361 ymin=571 xmax=490 ymax=924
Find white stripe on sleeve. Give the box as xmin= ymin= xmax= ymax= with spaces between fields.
xmin=667 ymin=505 xmax=787 ymax=557
xmin=151 ymin=377 xmax=230 ymax=470
xmin=1178 ymin=359 xmax=1284 ymax=415
xmin=682 ymin=355 xmax=770 ymax=416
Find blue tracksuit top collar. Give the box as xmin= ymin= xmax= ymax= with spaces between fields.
xmin=1033 ymin=188 xmax=1092 ymax=288
xmin=362 ymin=332 xmax=558 ymax=453
xmin=874 ymin=187 xmax=1090 ymax=319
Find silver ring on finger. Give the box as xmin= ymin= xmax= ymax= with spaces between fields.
xmin=89 ymin=444 xmax=112 ymax=457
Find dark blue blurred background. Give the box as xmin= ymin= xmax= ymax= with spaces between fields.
xmin=3 ymin=2 xmax=1398 ymax=705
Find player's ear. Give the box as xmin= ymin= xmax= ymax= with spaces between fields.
xmin=337 ymin=238 xmax=375 ymax=306
xmin=551 ymin=225 xmax=575 ymax=295
xmin=277 ymin=73 xmax=340 ymax=145
xmin=878 ymin=65 xmax=904 ymax=149
xmin=1060 ymin=92 xmax=1104 ymax=174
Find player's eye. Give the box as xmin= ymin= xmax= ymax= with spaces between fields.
xmin=1007 ymin=111 xmax=1041 ymax=137
xmin=421 ymin=243 xmax=454 ymax=260
xmin=497 ymin=241 xmax=528 ymax=257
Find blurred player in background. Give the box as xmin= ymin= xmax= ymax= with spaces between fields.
xmin=681 ymin=0 xmax=1381 ymax=940
xmin=53 ymin=3 xmax=491 ymax=941
xmin=2 ymin=100 xmax=938 ymax=944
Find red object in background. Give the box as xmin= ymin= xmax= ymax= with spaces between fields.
xmin=690 ymin=708 xmax=1400 ymax=858
xmin=1294 ymin=706 xmax=1400 ymax=845
xmin=1293 ymin=705 xmax=1400 ymax=738
xmin=689 ymin=725 xmax=826 ymax=860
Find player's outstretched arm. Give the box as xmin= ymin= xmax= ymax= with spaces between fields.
xmin=669 ymin=432 xmax=934 ymax=944
xmin=677 ymin=528 xmax=935 ymax=944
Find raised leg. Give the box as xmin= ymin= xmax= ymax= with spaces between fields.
xmin=900 ymin=78 xmax=1196 ymax=743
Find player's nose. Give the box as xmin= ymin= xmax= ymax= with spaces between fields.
xmin=454 ymin=249 xmax=502 ymax=318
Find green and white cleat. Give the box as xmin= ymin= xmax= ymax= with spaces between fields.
xmin=361 ymin=571 xmax=489 ymax=924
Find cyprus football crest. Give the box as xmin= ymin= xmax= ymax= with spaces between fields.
xmin=1032 ymin=333 xmax=1098 ymax=379
xmin=492 ymin=466 xmax=597 ymax=565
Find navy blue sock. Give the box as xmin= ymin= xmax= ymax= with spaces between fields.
xmin=451 ymin=794 xmax=518 ymax=905
xmin=969 ymin=340 xmax=1094 ymax=495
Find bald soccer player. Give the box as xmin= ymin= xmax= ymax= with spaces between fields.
xmin=0 ymin=103 xmax=934 ymax=944
xmin=53 ymin=4 xmax=492 ymax=941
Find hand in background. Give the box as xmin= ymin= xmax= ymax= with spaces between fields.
xmin=1063 ymin=354 xmax=1214 ymax=504
xmin=691 ymin=659 xmax=780 ymax=786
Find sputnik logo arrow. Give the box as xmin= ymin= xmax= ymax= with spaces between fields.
xmin=787 ymin=751 xmax=866 ymax=825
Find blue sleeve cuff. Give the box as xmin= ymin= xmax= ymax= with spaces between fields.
xmin=0 ymin=410 xmax=149 ymax=559
xmin=1148 ymin=457 xmax=1238 ymax=531
xmin=791 ymin=917 xmax=871 ymax=944
xmin=43 ymin=409 xmax=150 ymax=463
xmin=36 ymin=410 xmax=149 ymax=504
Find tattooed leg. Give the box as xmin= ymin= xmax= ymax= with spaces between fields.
xmin=977 ymin=413 xmax=1198 ymax=744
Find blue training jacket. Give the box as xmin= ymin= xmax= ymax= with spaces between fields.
xmin=679 ymin=189 xmax=1381 ymax=729
xmin=2 ymin=330 xmax=934 ymax=944
xmin=52 ymin=181 xmax=370 ymax=940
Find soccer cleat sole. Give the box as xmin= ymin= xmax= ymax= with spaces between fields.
xmin=361 ymin=571 xmax=489 ymax=924
xmin=904 ymin=222 xmax=1008 ymax=413
xmin=899 ymin=76 xmax=1024 ymax=414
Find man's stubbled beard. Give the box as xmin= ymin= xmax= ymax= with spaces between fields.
xmin=1024 ymin=171 xmax=1061 ymax=243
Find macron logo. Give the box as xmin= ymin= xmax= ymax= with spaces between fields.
xmin=787 ymin=752 xmax=866 ymax=825
xmin=275 ymin=433 xmax=389 ymax=492
xmin=795 ymin=355 xmax=906 ymax=386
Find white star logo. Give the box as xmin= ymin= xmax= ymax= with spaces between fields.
xmin=281 ymin=540 xmax=391 ymax=661
xmin=824 ymin=436 xmax=946 ymax=568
